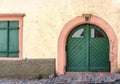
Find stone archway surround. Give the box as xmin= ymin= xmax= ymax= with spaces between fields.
xmin=57 ymin=14 xmax=118 ymax=76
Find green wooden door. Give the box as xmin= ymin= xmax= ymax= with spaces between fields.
xmin=66 ymin=24 xmax=110 ymax=72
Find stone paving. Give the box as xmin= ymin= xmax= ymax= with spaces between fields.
xmin=0 ymin=74 xmax=119 ymax=84
xmin=40 ymin=74 xmax=120 ymax=84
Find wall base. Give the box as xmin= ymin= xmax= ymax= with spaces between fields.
xmin=0 ymin=59 xmax=55 ymax=79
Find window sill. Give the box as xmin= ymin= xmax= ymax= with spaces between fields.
xmin=0 ymin=57 xmax=22 ymax=60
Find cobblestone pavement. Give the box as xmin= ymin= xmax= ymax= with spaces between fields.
xmin=0 ymin=74 xmax=120 ymax=84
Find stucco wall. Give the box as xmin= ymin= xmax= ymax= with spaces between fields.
xmin=0 ymin=0 xmax=119 ymax=67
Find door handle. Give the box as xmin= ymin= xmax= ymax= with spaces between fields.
xmin=73 ymin=46 xmax=81 ymax=50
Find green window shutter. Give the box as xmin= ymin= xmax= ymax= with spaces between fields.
xmin=0 ymin=21 xmax=8 ymax=57
xmin=9 ymin=21 xmax=19 ymax=57
xmin=0 ymin=21 xmax=19 ymax=57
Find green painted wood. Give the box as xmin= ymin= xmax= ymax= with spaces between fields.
xmin=66 ymin=25 xmax=89 ymax=71
xmin=66 ymin=24 xmax=110 ymax=72
xmin=0 ymin=21 xmax=8 ymax=57
xmin=9 ymin=21 xmax=19 ymax=57
xmin=86 ymin=24 xmax=89 ymax=71
xmin=89 ymin=25 xmax=110 ymax=71
xmin=0 ymin=21 xmax=19 ymax=57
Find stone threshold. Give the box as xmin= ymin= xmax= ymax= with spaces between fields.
xmin=65 ymin=72 xmax=111 ymax=76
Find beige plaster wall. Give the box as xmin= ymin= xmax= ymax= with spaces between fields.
xmin=0 ymin=0 xmax=119 ymax=66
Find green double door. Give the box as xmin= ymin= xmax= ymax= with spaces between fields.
xmin=66 ymin=24 xmax=110 ymax=72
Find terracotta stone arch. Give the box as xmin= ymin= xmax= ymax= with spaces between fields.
xmin=58 ymin=14 xmax=118 ymax=75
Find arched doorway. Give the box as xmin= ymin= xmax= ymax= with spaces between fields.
xmin=58 ymin=14 xmax=117 ymax=75
xmin=66 ymin=24 xmax=110 ymax=72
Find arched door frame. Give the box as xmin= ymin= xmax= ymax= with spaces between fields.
xmin=58 ymin=14 xmax=118 ymax=75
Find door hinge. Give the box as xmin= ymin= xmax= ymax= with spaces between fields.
xmin=65 ymin=45 xmax=67 ymax=51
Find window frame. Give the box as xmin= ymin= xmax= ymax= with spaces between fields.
xmin=0 ymin=14 xmax=25 ymax=60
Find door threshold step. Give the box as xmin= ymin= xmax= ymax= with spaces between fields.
xmin=65 ymin=72 xmax=110 ymax=76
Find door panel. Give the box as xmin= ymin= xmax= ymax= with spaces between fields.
xmin=66 ymin=25 xmax=88 ymax=71
xmin=66 ymin=24 xmax=110 ymax=72
xmin=89 ymin=25 xmax=110 ymax=71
